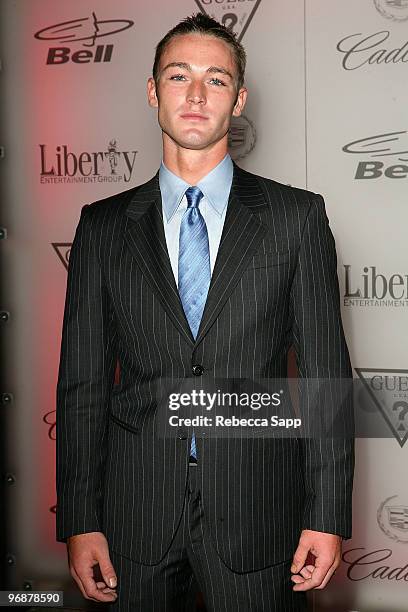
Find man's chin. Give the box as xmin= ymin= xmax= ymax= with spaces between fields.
xmin=162 ymin=127 xmax=224 ymax=151
xmin=169 ymin=137 xmax=215 ymax=151
xmin=180 ymin=141 xmax=213 ymax=151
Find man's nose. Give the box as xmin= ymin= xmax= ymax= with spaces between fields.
xmin=186 ymin=80 xmax=206 ymax=104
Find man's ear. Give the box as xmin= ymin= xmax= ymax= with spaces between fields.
xmin=147 ymin=77 xmax=159 ymax=108
xmin=232 ymin=87 xmax=248 ymax=118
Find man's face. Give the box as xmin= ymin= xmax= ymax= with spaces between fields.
xmin=147 ymin=33 xmax=247 ymax=151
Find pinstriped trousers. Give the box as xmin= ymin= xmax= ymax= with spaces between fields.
xmin=108 ymin=465 xmax=308 ymax=612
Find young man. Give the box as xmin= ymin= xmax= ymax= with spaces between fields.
xmin=56 ymin=13 xmax=354 ymax=611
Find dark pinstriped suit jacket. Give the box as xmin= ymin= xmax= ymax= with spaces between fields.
xmin=56 ymin=161 xmax=354 ymax=573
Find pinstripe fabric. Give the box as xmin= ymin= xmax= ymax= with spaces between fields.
xmin=108 ymin=466 xmax=306 ymax=612
xmin=56 ymin=161 xmax=354 ymax=576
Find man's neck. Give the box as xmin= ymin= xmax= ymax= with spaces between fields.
xmin=162 ymin=138 xmax=228 ymax=184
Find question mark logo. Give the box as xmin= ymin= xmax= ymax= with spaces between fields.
xmin=392 ymin=401 xmax=408 ymax=432
xmin=222 ymin=13 xmax=238 ymax=33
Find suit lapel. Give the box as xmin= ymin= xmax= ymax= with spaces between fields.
xmin=125 ymin=173 xmax=196 ymax=347
xmin=194 ymin=163 xmax=267 ymax=345
xmin=124 ymin=162 xmax=268 ymax=348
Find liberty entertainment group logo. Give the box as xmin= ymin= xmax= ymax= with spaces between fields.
xmin=39 ymin=139 xmax=138 ymax=184
xmin=34 ymin=11 xmax=134 ymax=65
xmin=343 ymin=265 xmax=408 ymax=307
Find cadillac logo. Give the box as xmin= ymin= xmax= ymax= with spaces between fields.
xmin=377 ymin=495 xmax=408 ymax=542
xmin=228 ymin=114 xmax=256 ymax=161
xmin=374 ymin=0 xmax=408 ymax=21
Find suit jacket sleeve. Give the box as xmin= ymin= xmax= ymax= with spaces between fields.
xmin=290 ymin=193 xmax=355 ymax=540
xmin=55 ymin=204 xmax=118 ymax=542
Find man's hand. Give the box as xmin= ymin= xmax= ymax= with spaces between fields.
xmin=290 ymin=529 xmax=341 ymax=591
xmin=67 ymin=531 xmax=118 ymax=603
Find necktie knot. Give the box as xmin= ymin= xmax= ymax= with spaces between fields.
xmin=185 ymin=186 xmax=204 ymax=209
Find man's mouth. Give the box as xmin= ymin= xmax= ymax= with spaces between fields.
xmin=180 ymin=113 xmax=208 ymax=121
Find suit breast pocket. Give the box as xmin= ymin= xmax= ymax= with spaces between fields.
xmin=247 ymin=249 xmax=292 ymax=270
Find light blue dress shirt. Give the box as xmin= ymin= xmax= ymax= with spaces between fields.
xmin=158 ymin=153 xmax=233 ymax=285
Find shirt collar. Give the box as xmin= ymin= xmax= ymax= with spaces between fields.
xmin=159 ymin=153 xmax=233 ymax=223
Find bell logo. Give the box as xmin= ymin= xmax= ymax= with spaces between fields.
xmin=342 ymin=131 xmax=408 ymax=179
xmin=46 ymin=45 xmax=113 ymax=65
xmin=34 ymin=12 xmax=134 ymax=65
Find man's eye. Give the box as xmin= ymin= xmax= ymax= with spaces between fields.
xmin=169 ymin=74 xmax=186 ymax=81
xmin=210 ymin=78 xmax=225 ymax=86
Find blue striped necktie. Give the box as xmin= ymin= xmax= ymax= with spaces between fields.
xmin=178 ymin=186 xmax=211 ymax=459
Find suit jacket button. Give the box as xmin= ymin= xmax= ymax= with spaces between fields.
xmin=192 ymin=364 xmax=204 ymax=376
xmin=178 ymin=430 xmax=187 ymax=440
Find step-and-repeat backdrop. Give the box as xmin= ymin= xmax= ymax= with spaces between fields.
xmin=1 ymin=1 xmax=407 ymax=610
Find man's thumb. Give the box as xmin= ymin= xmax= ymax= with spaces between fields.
xmin=100 ymin=561 xmax=117 ymax=588
xmin=291 ymin=544 xmax=308 ymax=573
